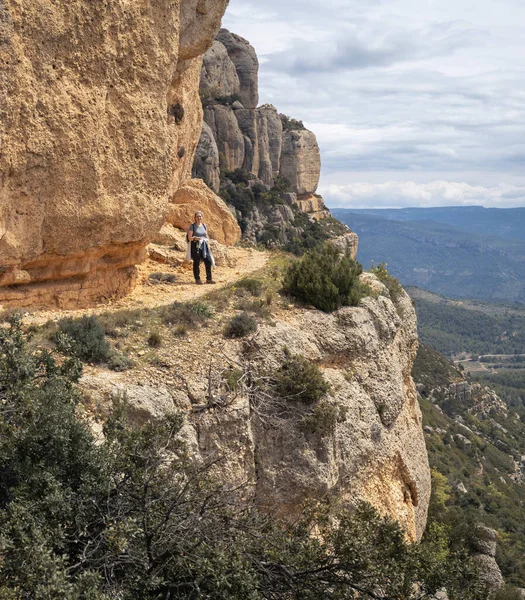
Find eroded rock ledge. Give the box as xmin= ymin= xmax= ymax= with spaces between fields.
xmin=0 ymin=0 xmax=229 ymax=309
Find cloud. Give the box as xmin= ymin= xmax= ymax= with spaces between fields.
xmin=323 ymin=181 xmax=525 ymax=209
xmin=222 ymin=0 xmax=525 ymax=207
xmin=264 ymin=22 xmax=485 ymax=75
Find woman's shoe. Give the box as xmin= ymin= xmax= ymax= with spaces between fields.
xmin=196 ymin=280 xmax=203 ymax=285
xmin=206 ymin=279 xmax=216 ymax=284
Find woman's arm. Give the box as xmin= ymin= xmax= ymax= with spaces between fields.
xmin=187 ymin=226 xmax=200 ymax=242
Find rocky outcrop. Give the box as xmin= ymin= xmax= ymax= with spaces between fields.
xmin=216 ymin=29 xmax=259 ymax=109
xmin=199 ymin=39 xmax=240 ymax=99
xmin=0 ymin=0 xmax=229 ymax=310
xmin=87 ymin=276 xmax=430 ymax=541
xmin=280 ymin=130 xmax=321 ymax=195
xmin=167 ymin=178 xmax=241 ymax=246
xmin=294 ymin=193 xmax=331 ymax=221
xmin=330 ymin=232 xmax=359 ymax=261
xmin=193 ymin=29 xmax=322 ymax=200
xmin=471 ymin=526 xmax=504 ymax=592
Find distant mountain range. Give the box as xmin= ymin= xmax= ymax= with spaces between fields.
xmin=332 ymin=206 xmax=525 ymax=303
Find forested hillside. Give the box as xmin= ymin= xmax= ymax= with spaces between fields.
xmin=332 ymin=208 xmax=525 ymax=303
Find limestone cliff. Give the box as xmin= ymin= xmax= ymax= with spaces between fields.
xmin=81 ymin=272 xmax=431 ymax=541
xmin=0 ymin=0 xmax=229 ymax=309
xmin=192 ymin=28 xmax=328 ymax=222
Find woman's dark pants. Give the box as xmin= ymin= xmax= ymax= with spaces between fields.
xmin=193 ymin=256 xmax=213 ymax=282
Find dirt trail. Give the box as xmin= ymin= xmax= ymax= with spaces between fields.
xmin=25 ymin=247 xmax=269 ymax=326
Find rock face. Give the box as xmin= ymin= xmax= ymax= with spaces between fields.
xmin=92 ymin=275 xmax=430 ymax=541
xmin=471 ymin=526 xmax=504 ymax=592
xmin=167 ymin=178 xmax=241 ymax=246
xmin=216 ymin=29 xmax=259 ymax=109
xmin=243 ymin=284 xmax=430 ymax=541
xmin=280 ymin=130 xmax=321 ymax=195
xmin=0 ymin=0 xmax=229 ymax=310
xmin=193 ymin=30 xmax=322 ymax=201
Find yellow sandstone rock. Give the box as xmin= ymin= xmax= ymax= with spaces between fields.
xmin=167 ymin=178 xmax=241 ymax=246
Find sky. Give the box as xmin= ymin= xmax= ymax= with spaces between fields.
xmin=222 ymin=0 xmax=525 ymax=209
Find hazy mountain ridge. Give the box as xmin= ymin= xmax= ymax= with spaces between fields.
xmin=332 ymin=208 xmax=525 ymax=303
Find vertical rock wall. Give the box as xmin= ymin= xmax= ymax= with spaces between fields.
xmin=0 ymin=0 xmax=229 ymax=309
xmin=193 ymin=28 xmax=323 ymax=206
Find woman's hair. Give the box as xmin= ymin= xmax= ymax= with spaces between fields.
xmin=194 ymin=211 xmax=203 ymax=219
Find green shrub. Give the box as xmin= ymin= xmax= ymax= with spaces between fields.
xmin=162 ymin=301 xmax=212 ymax=327
xmin=225 ymin=312 xmax=257 ymax=338
xmin=147 ymin=331 xmax=163 ymax=348
xmin=282 ymin=243 xmax=366 ymax=312
xmin=235 ymin=298 xmax=270 ymax=318
xmin=370 ymin=262 xmax=403 ymax=302
xmin=300 ymin=401 xmax=342 ymax=436
xmin=236 ymin=277 xmax=263 ymax=297
xmin=189 ymin=301 xmax=214 ymax=318
xmin=274 ymin=353 xmax=330 ymax=404
xmin=56 ymin=315 xmax=110 ymax=363
xmin=107 ymin=352 xmax=134 ymax=372
xmin=280 ymin=114 xmax=306 ymax=131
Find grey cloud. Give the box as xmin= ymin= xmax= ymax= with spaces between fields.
xmin=264 ymin=22 xmax=486 ymax=75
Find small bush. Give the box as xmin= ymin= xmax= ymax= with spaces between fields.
xmin=149 ymin=272 xmax=177 ymax=285
xmin=282 ymin=243 xmax=366 ymax=312
xmin=147 ymin=331 xmax=162 ymax=348
xmin=225 ymin=312 xmax=257 ymax=338
xmin=370 ymin=262 xmax=403 ymax=302
xmin=300 ymin=401 xmax=341 ymax=436
xmin=107 ymin=352 xmax=134 ymax=372
xmin=173 ymin=324 xmax=188 ymax=337
xmin=56 ymin=315 xmax=110 ymax=363
xmin=190 ymin=301 xmax=214 ymax=318
xmin=235 ymin=298 xmax=270 ymax=318
xmin=162 ymin=301 xmax=211 ymax=327
xmin=280 ymin=114 xmax=306 ymax=131
xmin=274 ymin=354 xmax=330 ymax=404
xmin=223 ymin=368 xmax=244 ymax=391
xmin=236 ymin=277 xmax=263 ymax=297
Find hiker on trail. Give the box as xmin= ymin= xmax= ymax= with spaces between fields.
xmin=187 ymin=211 xmax=215 ymax=285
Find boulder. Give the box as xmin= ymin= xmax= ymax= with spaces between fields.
xmin=167 ymin=179 xmax=241 ymax=246
xmin=152 ymin=224 xmax=188 ymax=251
xmin=216 ymin=29 xmax=259 ymax=109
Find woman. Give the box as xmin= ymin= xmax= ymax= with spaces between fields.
xmin=187 ymin=211 xmax=215 ymax=285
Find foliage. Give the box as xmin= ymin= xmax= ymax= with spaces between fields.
xmin=370 ymin=261 xmax=404 ymax=303
xmin=147 ymin=331 xmax=163 ymax=348
xmin=235 ymin=277 xmax=263 ymax=297
xmin=224 ymin=312 xmax=257 ymax=338
xmin=282 ymin=243 xmax=366 ymax=312
xmin=107 ymin=352 xmax=134 ymax=372
xmin=55 ymin=315 xmax=110 ymax=363
xmin=0 ymin=318 xmax=491 ymax=599
xmin=274 ymin=353 xmax=330 ymax=405
xmin=300 ymin=401 xmax=344 ymax=436
xmin=162 ymin=301 xmax=212 ymax=327
xmin=412 ymin=343 xmax=459 ymax=397
xmin=280 ymin=114 xmax=306 ymax=131
xmin=409 ymin=290 xmax=525 ymax=357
